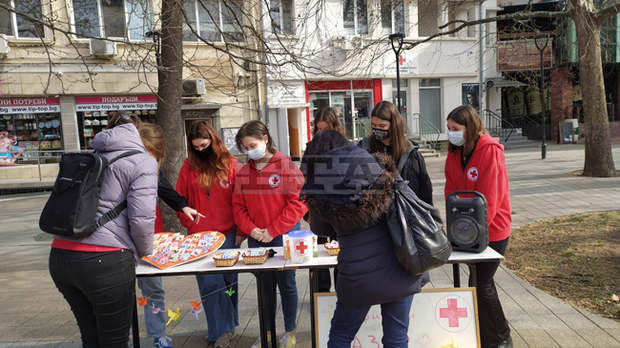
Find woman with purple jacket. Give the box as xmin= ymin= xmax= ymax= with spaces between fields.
xmin=48 ymin=121 xmax=158 ymax=347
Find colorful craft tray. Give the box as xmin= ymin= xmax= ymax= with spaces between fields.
xmin=142 ymin=231 xmax=225 ymax=270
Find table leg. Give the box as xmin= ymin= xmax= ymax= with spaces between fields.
xmin=469 ymin=264 xmax=478 ymax=287
xmin=132 ymin=295 xmax=140 ymax=348
xmin=268 ymin=272 xmax=277 ymax=348
xmin=452 ymin=263 xmax=461 ymax=287
xmin=309 ymin=269 xmax=320 ymax=348
xmin=255 ymin=272 xmax=270 ymax=348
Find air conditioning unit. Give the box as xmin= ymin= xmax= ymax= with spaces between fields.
xmin=0 ymin=34 xmax=9 ymax=57
xmin=89 ymin=38 xmax=117 ymax=57
xmin=182 ymin=79 xmax=206 ymax=97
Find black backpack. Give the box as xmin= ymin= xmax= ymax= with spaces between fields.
xmin=39 ymin=150 xmax=141 ymax=238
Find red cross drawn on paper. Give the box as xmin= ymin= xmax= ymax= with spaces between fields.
xmin=439 ymin=298 xmax=468 ymax=328
xmin=399 ymin=56 xmax=406 ymax=65
xmin=295 ymin=241 xmax=308 ymax=254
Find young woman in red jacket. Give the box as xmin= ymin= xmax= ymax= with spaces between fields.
xmin=233 ymin=120 xmax=307 ymax=348
xmin=176 ymin=120 xmax=242 ymax=348
xmin=444 ymin=105 xmax=513 ymax=348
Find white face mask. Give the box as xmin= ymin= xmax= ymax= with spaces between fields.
xmin=247 ymin=141 xmax=267 ymax=160
xmin=448 ymin=130 xmax=466 ymax=146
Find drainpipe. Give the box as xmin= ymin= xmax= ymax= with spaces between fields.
xmin=259 ymin=0 xmax=269 ymax=124
xmin=478 ymin=0 xmax=485 ymax=114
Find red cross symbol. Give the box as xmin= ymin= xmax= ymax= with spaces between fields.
xmin=439 ymin=298 xmax=468 ymax=328
xmin=295 ymin=241 xmax=308 ymax=254
xmin=271 ymin=176 xmax=279 ymax=185
xmin=399 ymin=56 xmax=406 ymax=65
xmin=470 ymin=169 xmax=478 ymax=179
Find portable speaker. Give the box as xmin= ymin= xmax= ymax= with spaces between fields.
xmin=446 ymin=191 xmax=489 ymax=253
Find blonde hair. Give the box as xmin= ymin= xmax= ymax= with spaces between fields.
xmin=139 ymin=122 xmax=165 ymax=167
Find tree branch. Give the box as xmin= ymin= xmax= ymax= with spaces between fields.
xmin=595 ymin=3 xmax=620 ymax=25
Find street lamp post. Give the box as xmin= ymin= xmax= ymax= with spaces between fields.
xmin=390 ymin=33 xmax=405 ymax=114
xmin=145 ymin=30 xmax=161 ymax=66
xmin=534 ymin=35 xmax=550 ymax=160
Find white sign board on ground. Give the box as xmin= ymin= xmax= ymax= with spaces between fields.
xmin=315 ymin=288 xmax=480 ymax=348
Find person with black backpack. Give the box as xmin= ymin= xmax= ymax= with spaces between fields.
xmin=46 ymin=116 xmax=158 ymax=347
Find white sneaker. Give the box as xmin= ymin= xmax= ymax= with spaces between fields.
xmin=279 ymin=332 xmax=296 ymax=348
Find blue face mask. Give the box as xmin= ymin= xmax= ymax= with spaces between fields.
xmin=373 ymin=128 xmax=390 ymax=140
xmin=448 ymin=130 xmax=466 ymax=146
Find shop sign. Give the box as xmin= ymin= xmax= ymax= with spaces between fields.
xmin=498 ymin=40 xmax=552 ymax=71
xmin=0 ymin=98 xmax=61 ymax=114
xmin=385 ymin=52 xmax=417 ymax=75
xmin=268 ymin=81 xmax=306 ymax=107
xmin=75 ymin=96 xmax=158 ymax=112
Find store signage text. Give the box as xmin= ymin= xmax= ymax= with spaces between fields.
xmin=0 ymin=98 xmax=61 ymax=114
xmin=268 ymin=81 xmax=306 ymax=107
xmin=75 ymin=96 xmax=157 ymax=112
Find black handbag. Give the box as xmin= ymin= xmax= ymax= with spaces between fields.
xmin=386 ymin=179 xmax=452 ymax=276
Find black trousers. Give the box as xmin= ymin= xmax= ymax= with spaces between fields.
xmin=49 ymin=248 xmax=136 ymax=348
xmin=469 ymin=238 xmax=511 ymax=348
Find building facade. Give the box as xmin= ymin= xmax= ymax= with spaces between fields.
xmin=0 ymin=0 xmax=260 ymax=180
xmin=262 ymin=0 xmax=504 ymax=158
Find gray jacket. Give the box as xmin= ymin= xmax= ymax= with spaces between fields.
xmin=68 ymin=124 xmax=158 ymax=258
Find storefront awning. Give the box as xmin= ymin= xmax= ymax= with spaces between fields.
xmin=485 ymin=77 xmax=528 ymax=88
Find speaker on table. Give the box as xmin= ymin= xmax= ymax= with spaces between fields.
xmin=446 ymin=191 xmax=489 ymax=253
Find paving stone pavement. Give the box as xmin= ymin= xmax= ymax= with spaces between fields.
xmin=0 ymin=143 xmax=619 ymax=348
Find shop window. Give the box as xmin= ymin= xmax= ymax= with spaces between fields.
xmin=381 ymin=0 xmax=404 ymax=35
xmin=77 ymin=109 xmax=157 ymax=150
xmin=343 ymin=0 xmax=368 ymax=35
xmin=183 ymin=0 xmax=245 ymax=42
xmin=417 ymin=0 xmax=437 ymax=37
xmin=270 ymin=0 xmax=294 ymax=35
xmin=0 ymin=113 xmax=64 ymax=165
xmin=0 ymin=0 xmax=44 ymax=38
xmin=72 ymin=0 xmax=153 ymax=40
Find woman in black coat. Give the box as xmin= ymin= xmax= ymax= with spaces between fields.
xmin=302 ymin=130 xmax=427 ymax=348
xmin=358 ymin=101 xmax=433 ymax=206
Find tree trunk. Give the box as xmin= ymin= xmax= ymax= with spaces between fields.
xmin=157 ymin=0 xmax=185 ymax=231
xmin=572 ymin=0 xmax=617 ymax=177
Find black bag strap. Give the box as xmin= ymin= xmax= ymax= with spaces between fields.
xmin=91 ymin=150 xmax=142 ymax=230
xmin=106 ymin=150 xmax=143 ymax=166
xmin=95 ymin=200 xmax=127 ymax=229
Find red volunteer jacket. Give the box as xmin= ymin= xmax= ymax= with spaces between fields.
xmin=444 ymin=133 xmax=512 ymax=242
xmin=176 ymin=157 xmax=241 ymax=234
xmin=232 ymin=151 xmax=308 ymax=238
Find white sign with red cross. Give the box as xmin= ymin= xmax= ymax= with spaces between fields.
xmin=294 ymin=239 xmax=310 ymax=257
xmin=315 ymin=288 xmax=480 ymax=348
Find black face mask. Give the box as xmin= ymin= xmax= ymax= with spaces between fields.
xmin=196 ymin=146 xmax=213 ymax=160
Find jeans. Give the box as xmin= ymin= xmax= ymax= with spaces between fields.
xmin=248 ymin=223 xmax=300 ymax=332
xmin=137 ymin=277 xmax=166 ymax=338
xmin=195 ymin=231 xmax=239 ymax=342
xmin=469 ymin=238 xmax=511 ymax=348
xmin=328 ymin=295 xmax=413 ymax=348
xmin=49 ymin=248 xmax=135 ymax=348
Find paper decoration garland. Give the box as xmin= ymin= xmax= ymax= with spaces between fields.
xmin=166 ymin=308 xmax=181 ymax=326
xmin=225 ymin=288 xmax=235 ymax=297
xmin=151 ymin=303 xmax=163 ymax=314
xmin=137 ymin=295 xmax=151 ymax=307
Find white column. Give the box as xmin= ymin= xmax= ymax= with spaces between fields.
xmin=59 ymin=96 xmax=79 ymax=152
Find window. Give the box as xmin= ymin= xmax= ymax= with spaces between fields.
xmin=418 ymin=0 xmax=437 ymax=37
xmin=343 ymin=0 xmax=368 ymax=35
xmin=72 ymin=0 xmax=152 ymax=40
xmin=0 ymin=0 xmax=44 ymax=38
xmin=467 ymin=7 xmax=475 ymax=38
xmin=419 ymin=78 xmax=441 ymax=133
xmin=381 ymin=0 xmax=404 ymax=35
xmin=270 ymin=0 xmax=293 ymax=35
xmin=183 ymin=0 xmax=244 ymax=42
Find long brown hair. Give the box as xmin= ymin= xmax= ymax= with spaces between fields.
xmin=313 ymin=107 xmax=345 ymax=136
xmin=188 ymin=121 xmax=232 ymax=192
xmin=235 ymin=120 xmax=277 ymax=154
xmin=107 ymin=112 xmax=142 ymax=129
xmin=139 ymin=123 xmax=165 ymax=167
xmin=446 ymin=105 xmax=486 ymax=154
xmin=369 ymin=101 xmax=410 ymax=161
